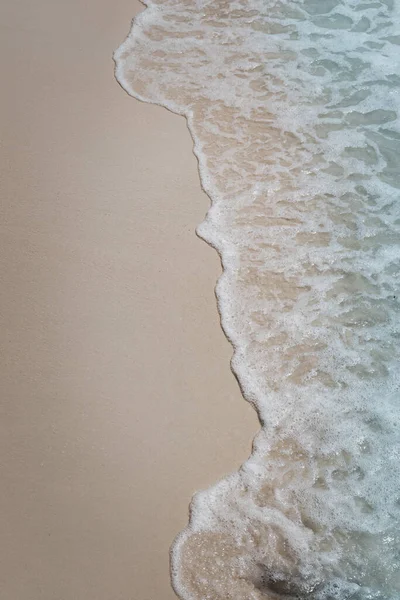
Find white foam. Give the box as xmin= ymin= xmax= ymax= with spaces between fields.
xmin=115 ymin=1 xmax=400 ymax=597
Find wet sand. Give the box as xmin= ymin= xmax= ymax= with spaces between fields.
xmin=0 ymin=0 xmax=256 ymax=598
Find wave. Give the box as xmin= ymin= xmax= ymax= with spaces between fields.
xmin=114 ymin=1 xmax=400 ymax=597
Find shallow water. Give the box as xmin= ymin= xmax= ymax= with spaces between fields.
xmin=114 ymin=1 xmax=400 ymax=598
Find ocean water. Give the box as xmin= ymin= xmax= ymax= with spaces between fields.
xmin=114 ymin=1 xmax=400 ymax=598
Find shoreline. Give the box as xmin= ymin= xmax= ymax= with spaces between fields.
xmin=0 ymin=0 xmax=257 ymax=598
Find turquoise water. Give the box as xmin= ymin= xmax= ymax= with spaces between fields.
xmin=115 ymin=1 xmax=400 ymax=597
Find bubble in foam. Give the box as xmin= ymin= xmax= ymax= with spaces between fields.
xmin=115 ymin=0 xmax=400 ymax=598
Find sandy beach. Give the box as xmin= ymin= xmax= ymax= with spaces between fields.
xmin=0 ymin=0 xmax=256 ymax=598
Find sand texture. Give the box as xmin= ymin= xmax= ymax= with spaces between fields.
xmin=0 ymin=0 xmax=256 ymax=598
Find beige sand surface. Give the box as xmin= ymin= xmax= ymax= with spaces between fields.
xmin=0 ymin=0 xmax=257 ymax=598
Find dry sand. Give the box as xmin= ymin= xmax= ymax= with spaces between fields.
xmin=0 ymin=0 xmax=257 ymax=598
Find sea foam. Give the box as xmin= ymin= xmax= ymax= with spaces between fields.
xmin=115 ymin=1 xmax=400 ymax=597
